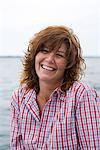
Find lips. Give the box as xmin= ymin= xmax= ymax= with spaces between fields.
xmin=41 ymin=64 xmax=56 ymax=71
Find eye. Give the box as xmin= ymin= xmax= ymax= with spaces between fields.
xmin=56 ymin=53 xmax=65 ymax=58
xmin=41 ymin=48 xmax=49 ymax=53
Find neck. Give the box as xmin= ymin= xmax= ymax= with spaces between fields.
xmin=38 ymin=81 xmax=61 ymax=101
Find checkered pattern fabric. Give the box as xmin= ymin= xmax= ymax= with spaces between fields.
xmin=10 ymin=81 xmax=100 ymax=149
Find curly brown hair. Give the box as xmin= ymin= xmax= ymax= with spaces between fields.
xmin=20 ymin=25 xmax=86 ymax=93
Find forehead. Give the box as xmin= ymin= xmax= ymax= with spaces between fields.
xmin=43 ymin=43 xmax=67 ymax=53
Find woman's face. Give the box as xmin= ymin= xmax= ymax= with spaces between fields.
xmin=35 ymin=43 xmax=67 ymax=85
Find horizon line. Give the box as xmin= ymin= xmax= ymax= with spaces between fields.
xmin=0 ymin=55 xmax=100 ymax=58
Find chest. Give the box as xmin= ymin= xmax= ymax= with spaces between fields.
xmin=36 ymin=98 xmax=47 ymax=116
xmin=19 ymin=97 xmax=77 ymax=149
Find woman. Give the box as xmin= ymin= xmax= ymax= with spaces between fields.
xmin=10 ymin=26 xmax=100 ymax=149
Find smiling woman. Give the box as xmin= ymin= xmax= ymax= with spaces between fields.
xmin=10 ymin=25 xmax=100 ymax=149
xmin=35 ymin=43 xmax=67 ymax=86
xmin=20 ymin=26 xmax=84 ymax=93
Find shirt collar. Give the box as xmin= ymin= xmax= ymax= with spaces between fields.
xmin=49 ymin=86 xmax=66 ymax=102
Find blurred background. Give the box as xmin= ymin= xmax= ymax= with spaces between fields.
xmin=0 ymin=0 xmax=100 ymax=149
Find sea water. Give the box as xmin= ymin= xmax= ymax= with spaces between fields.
xmin=0 ymin=57 xmax=100 ymax=150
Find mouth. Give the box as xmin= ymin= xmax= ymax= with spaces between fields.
xmin=41 ymin=64 xmax=56 ymax=71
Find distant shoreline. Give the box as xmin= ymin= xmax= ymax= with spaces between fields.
xmin=0 ymin=56 xmax=23 ymax=58
xmin=0 ymin=56 xmax=100 ymax=58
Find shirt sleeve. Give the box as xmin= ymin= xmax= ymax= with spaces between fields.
xmin=10 ymin=90 xmax=24 ymax=150
xmin=76 ymin=88 xmax=100 ymax=149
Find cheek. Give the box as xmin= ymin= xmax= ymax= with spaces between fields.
xmin=35 ymin=52 xmax=44 ymax=64
xmin=35 ymin=54 xmax=40 ymax=65
xmin=35 ymin=56 xmax=40 ymax=72
xmin=57 ymin=61 xmax=67 ymax=70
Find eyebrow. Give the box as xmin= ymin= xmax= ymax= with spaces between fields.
xmin=43 ymin=47 xmax=66 ymax=54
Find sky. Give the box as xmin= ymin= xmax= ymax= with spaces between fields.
xmin=0 ymin=0 xmax=99 ymax=56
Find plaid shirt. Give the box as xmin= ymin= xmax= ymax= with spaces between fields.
xmin=10 ymin=81 xmax=100 ymax=150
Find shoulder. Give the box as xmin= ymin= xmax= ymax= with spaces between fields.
xmin=11 ymin=84 xmax=35 ymax=106
xmin=67 ymin=81 xmax=100 ymax=100
xmin=71 ymin=81 xmax=96 ymax=93
xmin=11 ymin=85 xmax=28 ymax=99
xmin=71 ymin=81 xmax=100 ymax=108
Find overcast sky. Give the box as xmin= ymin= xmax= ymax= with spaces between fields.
xmin=0 ymin=0 xmax=99 ymax=56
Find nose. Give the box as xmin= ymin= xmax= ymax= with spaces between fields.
xmin=46 ymin=52 xmax=55 ymax=63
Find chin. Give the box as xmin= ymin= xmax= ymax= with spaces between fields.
xmin=39 ymin=77 xmax=53 ymax=82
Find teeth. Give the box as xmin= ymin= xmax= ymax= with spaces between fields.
xmin=41 ymin=65 xmax=55 ymax=71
